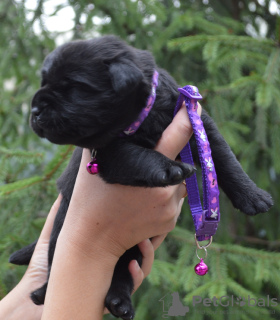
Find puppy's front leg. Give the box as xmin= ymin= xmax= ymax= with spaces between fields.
xmin=97 ymin=140 xmax=195 ymax=187
xmin=191 ymin=110 xmax=273 ymax=215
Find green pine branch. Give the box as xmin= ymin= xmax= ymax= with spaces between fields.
xmin=0 ymin=145 xmax=74 ymax=196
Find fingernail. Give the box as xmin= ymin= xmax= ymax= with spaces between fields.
xmin=140 ymin=239 xmax=151 ymax=246
xmin=133 ymin=260 xmax=140 ymax=271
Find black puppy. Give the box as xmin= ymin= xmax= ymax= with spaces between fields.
xmin=10 ymin=35 xmax=273 ymax=319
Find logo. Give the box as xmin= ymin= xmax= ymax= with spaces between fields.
xmin=159 ymin=293 xmax=277 ymax=317
xmin=159 ymin=292 xmax=189 ymax=318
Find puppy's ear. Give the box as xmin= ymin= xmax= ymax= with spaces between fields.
xmin=108 ymin=60 xmax=143 ymax=95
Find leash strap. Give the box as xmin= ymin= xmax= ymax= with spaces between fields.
xmin=174 ymin=86 xmax=220 ymax=241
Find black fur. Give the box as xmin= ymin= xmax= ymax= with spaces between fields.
xmin=10 ymin=35 xmax=273 ymax=319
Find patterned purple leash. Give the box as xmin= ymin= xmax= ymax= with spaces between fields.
xmin=174 ymin=85 xmax=220 ymax=275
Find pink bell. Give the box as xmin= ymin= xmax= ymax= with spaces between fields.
xmin=86 ymin=160 xmax=99 ymax=174
xmin=194 ymin=258 xmax=208 ymax=276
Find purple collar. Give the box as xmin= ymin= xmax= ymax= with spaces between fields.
xmin=121 ymin=70 xmax=159 ymax=136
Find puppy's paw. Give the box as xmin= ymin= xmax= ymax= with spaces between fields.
xmin=105 ymin=291 xmax=135 ymax=320
xmin=232 ymin=187 xmax=273 ymax=215
xmin=30 ymin=283 xmax=47 ymax=305
xmin=153 ymin=162 xmax=196 ymax=187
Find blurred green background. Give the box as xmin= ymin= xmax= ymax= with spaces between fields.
xmin=0 ymin=0 xmax=279 ymax=319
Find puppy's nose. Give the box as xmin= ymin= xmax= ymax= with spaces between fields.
xmin=31 ymin=106 xmax=41 ymax=116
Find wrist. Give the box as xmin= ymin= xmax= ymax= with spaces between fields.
xmin=58 ymin=225 xmax=121 ymax=268
xmin=42 ymin=230 xmax=119 ymax=320
xmin=62 ymin=202 xmax=127 ymax=259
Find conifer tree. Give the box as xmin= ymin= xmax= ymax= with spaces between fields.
xmin=0 ymin=1 xmax=279 ymax=319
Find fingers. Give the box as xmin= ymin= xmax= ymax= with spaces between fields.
xmin=198 ymin=102 xmax=202 ymax=115
xmin=150 ymin=234 xmax=167 ymax=250
xmin=37 ymin=194 xmax=62 ymax=244
xmin=179 ymin=197 xmax=185 ymax=211
xmin=29 ymin=194 xmax=62 ymax=265
xmin=128 ymin=260 xmax=144 ymax=294
xmin=27 ymin=195 xmax=62 ymax=279
xmin=129 ymin=239 xmax=154 ymax=293
xmin=138 ymin=239 xmax=154 ymax=277
xmin=155 ymin=101 xmax=202 ymax=160
xmin=178 ymin=182 xmax=188 ymax=200
xmin=129 ymin=233 xmax=178 ymax=294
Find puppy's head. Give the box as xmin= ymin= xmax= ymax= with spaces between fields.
xmin=31 ymin=36 xmax=155 ymax=148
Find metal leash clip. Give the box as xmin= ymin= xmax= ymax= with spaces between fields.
xmin=194 ymin=233 xmax=212 ymax=275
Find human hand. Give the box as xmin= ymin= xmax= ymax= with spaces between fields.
xmin=0 ymin=196 xmax=60 ymax=320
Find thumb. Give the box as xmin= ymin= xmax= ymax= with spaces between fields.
xmin=35 ymin=194 xmax=62 ymax=246
xmin=155 ymin=102 xmax=202 ymax=160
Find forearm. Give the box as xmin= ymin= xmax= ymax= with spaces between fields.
xmin=42 ymin=225 xmax=119 ymax=320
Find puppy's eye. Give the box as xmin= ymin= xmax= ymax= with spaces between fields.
xmin=41 ymin=70 xmax=48 ymax=87
xmin=59 ymin=80 xmax=69 ymax=87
